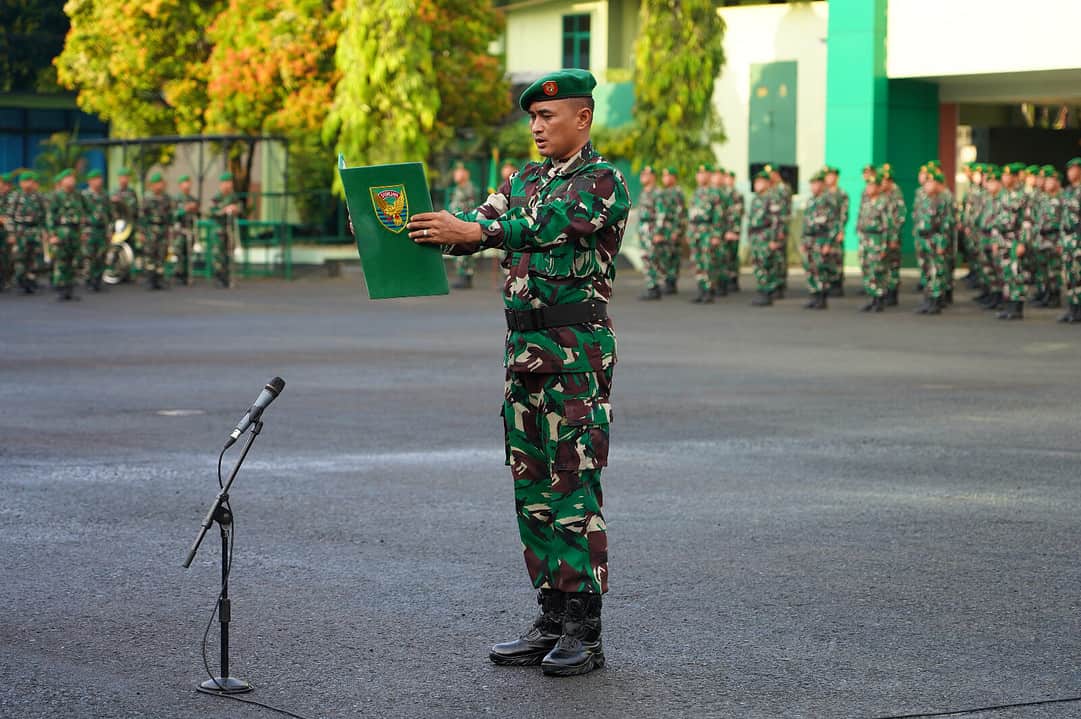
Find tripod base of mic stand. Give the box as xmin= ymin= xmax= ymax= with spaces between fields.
xmin=198 ymin=676 xmax=253 ymax=694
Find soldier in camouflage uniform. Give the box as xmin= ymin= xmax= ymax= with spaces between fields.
xmin=722 ymin=168 xmax=744 ymax=292
xmin=449 ymin=163 xmax=479 ymax=289
xmin=976 ymin=166 xmax=1006 ymax=311
xmin=1059 ymin=158 xmax=1081 ymax=323
xmin=880 ymin=165 xmax=906 ymax=306
xmin=636 ymin=165 xmax=663 ymax=300
xmin=857 ymin=170 xmax=893 ymax=312
xmin=0 ymin=171 xmax=14 ymax=292
xmin=209 ymin=172 xmax=244 ymax=288
xmin=173 ymin=174 xmax=199 ymax=285
xmin=963 ymin=164 xmax=991 ymax=300
xmin=9 ymin=171 xmax=47 ymax=294
xmin=767 ymin=165 xmax=792 ymax=292
xmin=46 ymin=169 xmax=86 ymax=301
xmin=824 ymin=166 xmax=848 ymax=297
xmin=656 ymin=167 xmax=686 ymax=294
xmin=111 ymin=168 xmax=140 ymax=280
xmin=709 ymin=166 xmax=731 ymax=296
xmin=1032 ymin=166 xmax=1064 ymax=309
xmin=994 ymin=165 xmax=1028 ymax=320
xmin=801 ymin=171 xmax=839 ymax=309
xmin=140 ymin=172 xmax=175 ymax=290
xmin=82 ymin=170 xmax=110 ymax=292
xmin=688 ymin=163 xmax=723 ymax=304
xmin=748 ymin=170 xmax=783 ymax=306
xmin=913 ymin=169 xmax=953 ymax=315
xmin=410 ymin=69 xmax=629 ymax=677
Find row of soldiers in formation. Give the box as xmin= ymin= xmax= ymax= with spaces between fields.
xmin=0 ymin=168 xmax=245 ymax=301
xmin=637 ymin=158 xmax=1081 ymax=323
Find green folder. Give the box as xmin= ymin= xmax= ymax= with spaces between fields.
xmin=337 ymin=156 xmax=449 ymax=299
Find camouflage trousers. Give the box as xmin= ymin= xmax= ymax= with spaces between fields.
xmin=914 ymin=234 xmax=931 ymax=288
xmin=961 ymin=228 xmax=981 ymax=275
xmin=503 ymin=369 xmax=611 ymax=595
xmin=144 ymin=225 xmax=170 ymax=279
xmin=173 ymin=226 xmax=194 ymax=281
xmin=859 ymin=232 xmax=889 ymax=298
xmin=84 ymin=228 xmax=108 ymax=286
xmin=0 ymin=229 xmax=12 ymax=288
xmin=640 ymin=233 xmax=662 ymax=290
xmin=1001 ymin=237 xmax=1026 ymax=302
xmin=920 ymin=234 xmax=948 ymax=300
xmin=750 ymin=233 xmax=783 ymax=294
xmin=1062 ymin=234 xmax=1081 ymax=308
xmin=830 ymin=236 xmax=845 ymax=284
xmin=724 ymin=237 xmax=740 ymax=284
xmin=14 ymin=226 xmax=42 ymax=285
xmin=801 ymin=236 xmax=836 ymax=294
xmin=659 ymin=237 xmax=681 ymax=283
xmin=213 ymin=225 xmax=234 ymax=286
xmin=1033 ymin=238 xmax=1061 ymax=295
xmin=886 ymin=235 xmax=902 ymax=292
xmin=690 ymin=227 xmax=722 ymax=292
xmin=455 ymin=255 xmax=476 ymax=279
xmin=51 ymin=227 xmax=82 ymax=289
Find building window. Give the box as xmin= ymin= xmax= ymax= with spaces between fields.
xmin=562 ymin=14 xmax=591 ymax=70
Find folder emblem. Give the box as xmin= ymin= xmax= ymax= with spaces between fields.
xmin=369 ymin=184 xmax=409 ymax=233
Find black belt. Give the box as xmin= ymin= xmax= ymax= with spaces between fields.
xmin=505 ymin=301 xmax=607 ymax=331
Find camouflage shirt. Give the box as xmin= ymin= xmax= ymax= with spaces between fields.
xmin=725 ymin=188 xmax=744 ymax=234
xmin=963 ymin=186 xmax=988 ymax=235
xmin=654 ymin=186 xmax=687 ymax=238
xmin=47 ymin=188 xmax=87 ymax=229
xmin=637 ymin=186 xmax=658 ymax=240
xmin=9 ymin=189 xmax=47 ymax=226
xmin=82 ymin=188 xmax=111 ymax=229
xmin=141 ymin=190 xmax=175 ymax=228
xmin=829 ymin=187 xmax=849 ymax=237
xmin=446 ymin=141 xmax=631 ymax=374
xmin=1035 ymin=191 xmax=1063 ymax=243
xmin=1062 ymin=183 xmax=1081 ymax=235
xmin=912 ymin=190 xmax=951 ymax=237
xmin=111 ymin=186 xmax=139 ymax=224
xmin=688 ymin=185 xmax=721 ymax=228
xmin=447 ymin=182 xmax=477 ymax=214
xmin=857 ymin=193 xmax=891 ymax=235
xmin=802 ymin=192 xmax=839 ymax=241
xmin=210 ymin=192 xmax=245 ymax=222
xmin=747 ymin=190 xmax=781 ymax=240
xmin=884 ymin=186 xmax=906 ymax=239
xmin=175 ymin=192 xmax=200 ymax=228
xmin=992 ymin=187 xmax=1025 ymax=239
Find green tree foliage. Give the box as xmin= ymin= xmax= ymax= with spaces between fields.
xmin=323 ymin=0 xmax=440 ymax=185
xmin=34 ymin=131 xmax=85 ymax=187
xmin=0 ymin=0 xmax=68 ymax=92
xmin=55 ymin=0 xmax=224 ymax=137
xmin=632 ymin=0 xmax=726 ymax=177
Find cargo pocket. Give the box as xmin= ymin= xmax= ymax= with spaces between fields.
xmin=552 ymin=398 xmax=611 ymax=471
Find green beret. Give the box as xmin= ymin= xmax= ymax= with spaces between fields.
xmin=640 ymin=164 xmax=655 ymax=174
xmin=810 ymin=172 xmax=825 ymax=183
xmin=178 ymin=174 xmax=190 ymax=182
xmin=54 ymin=168 xmax=74 ymax=183
xmin=148 ymin=171 xmax=163 ymax=183
xmin=696 ymin=163 xmax=713 ymax=173
xmin=0 ymin=172 xmax=12 ymax=183
xmin=713 ymin=166 xmax=726 ymax=174
xmin=825 ymin=165 xmax=840 ymax=175
xmin=117 ymin=167 xmax=131 ymax=177
xmin=1025 ymin=164 xmax=1039 ymax=174
xmin=1043 ymin=167 xmax=1060 ymax=180
xmin=1010 ymin=162 xmax=1027 ymax=173
xmin=518 ymin=69 xmax=597 ymax=112
xmin=925 ymin=159 xmax=941 ymax=169
xmin=863 ymin=164 xmax=876 ymax=173
xmin=452 ymin=161 xmax=466 ymax=170
xmin=86 ymin=169 xmax=102 ymax=179
xmin=663 ymin=166 xmax=678 ymax=176
xmin=220 ymin=172 xmax=234 ymax=181
xmin=18 ymin=171 xmax=37 ymax=182
xmin=753 ymin=169 xmax=770 ymax=181
xmin=931 ymin=170 xmax=945 ymax=183
xmin=1066 ymin=158 xmax=1081 ymax=169
xmin=985 ymin=166 xmax=1001 ymax=180
xmin=879 ymin=166 xmax=894 ymax=181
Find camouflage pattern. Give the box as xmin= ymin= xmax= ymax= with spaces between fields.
xmin=8 ymin=188 xmax=47 ymax=288
xmin=209 ymin=191 xmax=244 ymax=286
xmin=801 ymin=191 xmax=840 ymax=294
xmin=910 ymin=187 xmax=930 ymax=289
xmin=941 ymin=186 xmax=958 ymax=295
xmin=637 ymin=185 xmax=661 ymax=291
xmin=655 ymin=185 xmax=687 ymax=285
xmin=884 ymin=185 xmax=906 ymax=293
xmin=173 ymin=191 xmax=200 ymax=282
xmin=688 ymin=184 xmax=723 ymax=294
xmin=140 ymin=189 xmax=175 ymax=280
xmin=448 ymin=181 xmax=479 ymax=280
xmin=1062 ymin=182 xmax=1081 ymax=308
xmin=748 ymin=189 xmax=783 ymax=294
xmin=962 ymin=185 xmax=990 ymax=287
xmin=913 ymin=190 xmax=952 ymax=301
xmin=829 ymin=186 xmax=849 ymax=285
xmin=994 ymin=186 xmax=1026 ymax=302
xmin=47 ymin=187 xmax=87 ymax=290
xmin=857 ymin=192 xmax=892 ymax=299
xmin=82 ymin=187 xmax=111 ymax=288
xmin=770 ymin=182 xmax=792 ymax=283
xmin=443 ymin=141 xmax=629 ymax=595
xmin=0 ymin=185 xmax=13 ymax=289
xmin=1020 ymin=186 xmax=1042 ymax=291
xmin=723 ymin=186 xmax=744 ymax=285
xmin=1033 ymin=189 xmax=1063 ymax=299
xmin=977 ymin=188 xmax=1006 ymax=300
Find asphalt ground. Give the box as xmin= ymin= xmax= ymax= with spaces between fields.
xmin=3 ymin=266 xmax=1081 ymax=719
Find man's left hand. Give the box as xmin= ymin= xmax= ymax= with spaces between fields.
xmin=409 ymin=211 xmax=482 ymax=246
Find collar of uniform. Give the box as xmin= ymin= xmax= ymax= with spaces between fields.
xmin=543 ymin=141 xmax=598 ymax=178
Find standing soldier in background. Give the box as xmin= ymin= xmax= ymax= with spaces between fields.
xmin=767 ymin=165 xmax=792 ymax=293
xmin=722 ymin=168 xmax=744 ymax=292
xmin=82 ymin=169 xmax=110 ymax=292
xmin=709 ymin=166 xmax=731 ymax=296
xmin=824 ymin=166 xmax=848 ymax=297
xmin=1059 ymin=158 xmax=1081 ymax=323
xmin=1033 ymin=166 xmax=1064 ymax=309
xmin=800 ymin=171 xmax=839 ymax=309
xmin=857 ymin=169 xmax=892 ymax=312
xmin=994 ymin=165 xmax=1027 ymax=320
xmin=0 ymin=171 xmax=14 ymax=292
xmin=209 ymin=172 xmax=243 ymax=289
xmin=656 ymin=167 xmax=686 ymax=294
xmin=637 ymin=165 xmax=663 ymax=300
xmin=9 ymin=171 xmax=47 ymax=294
xmin=111 ymin=167 xmax=140 ymax=280
xmin=936 ymin=167 xmax=957 ymax=304
xmin=911 ymin=164 xmax=931 ymax=293
xmin=962 ymin=164 xmax=989 ymax=296
xmin=1022 ymin=164 xmax=1049 ymax=305
xmin=880 ymin=165 xmax=905 ymax=306
xmin=173 ymin=174 xmax=199 ymax=286
xmin=977 ymin=166 xmax=1006 ymax=311
xmin=140 ymin=172 xmax=175 ymax=290
xmin=913 ymin=169 xmax=951 ymax=315
xmin=748 ymin=169 xmax=783 ymax=307
xmin=449 ymin=162 xmax=479 ymax=289
xmin=688 ymin=163 xmax=723 ymax=304
xmin=46 ymin=169 xmax=86 ymax=302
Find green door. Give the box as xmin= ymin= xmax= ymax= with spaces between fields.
xmin=749 ymin=61 xmax=798 ymax=166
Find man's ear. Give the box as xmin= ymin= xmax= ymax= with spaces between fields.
xmin=577 ymin=106 xmax=593 ymax=130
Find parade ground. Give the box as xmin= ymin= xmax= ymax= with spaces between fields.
xmin=5 ymin=267 xmax=1081 ymax=719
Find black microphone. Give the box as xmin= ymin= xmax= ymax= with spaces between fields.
xmin=224 ymin=377 xmax=285 ymax=449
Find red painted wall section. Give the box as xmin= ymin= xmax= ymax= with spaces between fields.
xmin=939 ymin=103 xmax=958 ymax=191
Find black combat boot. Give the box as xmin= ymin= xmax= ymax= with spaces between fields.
xmin=452 ymin=275 xmax=473 ymax=290
xmin=772 ymin=286 xmax=785 ymax=300
xmin=751 ymin=291 xmax=772 ymax=307
xmin=691 ymin=286 xmax=709 ymax=304
xmin=914 ymin=297 xmax=931 ymax=314
xmin=715 ymin=280 xmax=728 ymax=297
xmin=1045 ymin=290 xmax=1061 ymax=308
xmin=828 ymin=281 xmax=844 ymax=297
xmin=886 ymin=288 xmax=899 ymax=306
xmin=639 ymin=286 xmax=662 ymax=301
xmin=1031 ymin=287 xmax=1047 ymax=307
xmin=663 ymin=278 xmax=678 ymax=295
xmin=490 ymin=590 xmax=565 ymax=666
xmin=803 ymin=292 xmax=821 ymax=309
xmin=925 ymin=296 xmax=943 ymax=315
xmin=1058 ymin=304 xmax=1081 ymax=324
xmin=997 ymin=300 xmax=1023 ymax=320
xmin=541 ymin=592 xmax=603 ymax=677
xmin=729 ymin=276 xmax=741 ymax=293
xmin=973 ymin=288 xmax=990 ymax=303
xmin=945 ymin=288 xmax=953 ymax=304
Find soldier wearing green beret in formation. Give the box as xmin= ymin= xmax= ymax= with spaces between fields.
xmin=709 ymin=166 xmax=733 ymax=295
xmin=636 ymin=164 xmax=663 ymax=300
xmin=209 ymin=171 xmax=244 ymax=288
xmin=877 ymin=164 xmax=905 ymax=306
xmin=0 ymin=171 xmax=15 ymax=291
xmin=688 ymin=163 xmax=723 ymax=303
xmin=975 ymin=165 xmax=1005 ymax=310
xmin=766 ymin=164 xmax=792 ymax=293
xmin=140 ymin=171 xmax=175 ymax=290
xmin=800 ymin=171 xmax=839 ymax=309
xmin=82 ymin=169 xmax=111 ymax=292
xmin=656 ymin=166 xmax=686 ymax=294
xmin=1032 ymin=166 xmax=1064 ymax=310
xmin=8 ymin=171 xmax=47 ymax=294
xmin=722 ymin=168 xmax=744 ymax=292
xmin=1058 ymin=158 xmax=1081 ymax=323
xmin=913 ymin=169 xmax=953 ymax=315
xmin=408 ymin=68 xmax=629 ymax=677
xmin=448 ymin=162 xmax=479 ymax=289
xmin=823 ymin=165 xmax=848 ymax=296
xmin=173 ymin=174 xmax=199 ymax=285
xmin=961 ymin=163 xmax=989 ymax=295
xmin=990 ymin=164 xmax=1028 ymax=319
xmin=111 ymin=167 xmax=140 ymax=280
xmin=46 ymin=169 xmax=87 ymax=301
xmin=748 ymin=169 xmax=784 ymax=306
xmin=856 ymin=169 xmax=893 ymax=312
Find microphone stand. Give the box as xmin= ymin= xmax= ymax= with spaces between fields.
xmin=183 ymin=420 xmax=264 ymax=695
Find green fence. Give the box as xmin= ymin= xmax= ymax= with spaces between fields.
xmin=195 ymin=219 xmax=293 ymax=280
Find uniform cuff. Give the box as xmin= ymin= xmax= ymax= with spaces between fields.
xmin=478 ymin=219 xmax=505 ymax=249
